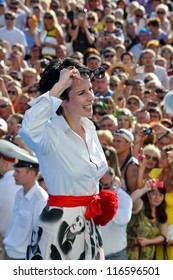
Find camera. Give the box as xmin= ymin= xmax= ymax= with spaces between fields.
xmin=152 ymin=180 xmax=164 ymax=189
xmin=143 ymin=127 xmax=152 ymax=135
xmin=148 ymin=101 xmax=158 ymax=107
xmin=125 ymin=80 xmax=137 ymax=86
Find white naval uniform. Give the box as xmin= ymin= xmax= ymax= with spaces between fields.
xmin=3 ymin=182 xmax=48 ymax=259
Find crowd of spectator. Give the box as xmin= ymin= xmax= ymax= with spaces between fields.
xmin=1 ymin=0 xmax=173 ymax=260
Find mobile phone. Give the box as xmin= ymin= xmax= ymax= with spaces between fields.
xmin=143 ymin=127 xmax=152 ymax=135
xmin=138 ymin=147 xmax=143 ymax=162
xmin=125 ymin=80 xmax=136 ymax=86
xmin=152 ymin=180 xmax=164 ymax=189
xmin=148 ymin=101 xmax=158 ymax=107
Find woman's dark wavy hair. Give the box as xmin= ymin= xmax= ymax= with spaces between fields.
xmin=38 ymin=57 xmax=85 ymax=115
xmin=142 ymin=187 xmax=167 ymax=224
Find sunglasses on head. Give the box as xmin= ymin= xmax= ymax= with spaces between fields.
xmin=78 ymin=67 xmax=105 ymax=80
xmin=8 ymin=90 xmax=17 ymax=95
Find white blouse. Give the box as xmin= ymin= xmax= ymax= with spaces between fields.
xmin=19 ymin=92 xmax=108 ymax=196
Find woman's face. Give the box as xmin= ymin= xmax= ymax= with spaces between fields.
xmin=117 ymin=114 xmax=131 ymax=129
xmin=62 ymin=78 xmax=94 ymax=119
xmin=144 ymin=151 xmax=159 ymax=169
xmin=7 ymin=86 xmax=19 ymax=103
xmin=147 ymin=189 xmax=164 ymax=208
xmin=27 ymin=17 xmax=35 ymax=28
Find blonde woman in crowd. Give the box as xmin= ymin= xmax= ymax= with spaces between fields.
xmin=39 ymin=10 xmax=64 ymax=58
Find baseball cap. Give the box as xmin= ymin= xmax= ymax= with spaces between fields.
xmin=114 ymin=128 xmax=134 ymax=142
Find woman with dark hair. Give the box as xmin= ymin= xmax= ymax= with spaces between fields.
xmin=19 ymin=57 xmax=118 ymax=260
xmin=127 ymin=179 xmax=167 ymax=260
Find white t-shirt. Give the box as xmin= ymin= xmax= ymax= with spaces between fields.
xmin=0 ymin=27 xmax=27 ymax=47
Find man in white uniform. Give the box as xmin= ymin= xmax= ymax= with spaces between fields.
xmin=3 ymin=149 xmax=48 ymax=260
xmin=0 ymin=140 xmax=22 ymax=252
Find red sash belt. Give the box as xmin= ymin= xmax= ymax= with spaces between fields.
xmin=48 ymin=190 xmax=118 ymax=226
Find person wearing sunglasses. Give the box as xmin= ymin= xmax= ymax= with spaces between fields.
xmin=136 ymin=144 xmax=161 ymax=190
xmin=103 ymin=47 xmax=116 ymax=65
xmin=0 ymin=11 xmax=27 ymax=48
xmin=7 ymin=80 xmax=22 ymax=113
xmin=19 ymin=57 xmax=118 ymax=260
xmin=0 ymin=96 xmax=14 ymax=121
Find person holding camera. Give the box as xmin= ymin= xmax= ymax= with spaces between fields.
xmin=19 ymin=57 xmax=118 ymax=260
xmin=70 ymin=9 xmax=96 ymax=54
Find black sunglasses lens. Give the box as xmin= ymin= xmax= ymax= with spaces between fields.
xmin=78 ymin=68 xmax=91 ymax=79
xmin=93 ymin=67 xmax=105 ymax=79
